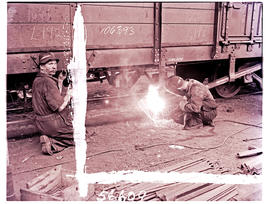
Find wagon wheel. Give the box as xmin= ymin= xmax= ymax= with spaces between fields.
xmin=213 ymin=66 xmax=241 ymax=98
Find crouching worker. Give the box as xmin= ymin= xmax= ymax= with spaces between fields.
xmin=32 ymin=52 xmax=74 ymax=155
xmin=166 ymin=76 xmax=218 ymax=130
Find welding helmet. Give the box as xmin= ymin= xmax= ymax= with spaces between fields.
xmin=39 ymin=52 xmax=59 ymax=65
xmin=165 ymin=76 xmax=186 ymax=96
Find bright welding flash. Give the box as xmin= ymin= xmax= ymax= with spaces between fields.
xmin=145 ymin=85 xmax=165 ymax=116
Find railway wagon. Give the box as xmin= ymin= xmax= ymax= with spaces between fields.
xmin=7 ymin=2 xmax=262 ymax=101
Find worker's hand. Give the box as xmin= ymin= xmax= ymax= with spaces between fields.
xmin=66 ymin=85 xmax=73 ymax=100
xmin=58 ymin=70 xmax=66 ymax=83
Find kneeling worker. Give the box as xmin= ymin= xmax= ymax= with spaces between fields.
xmin=32 ymin=52 xmax=74 ymax=155
xmin=166 ymin=76 xmax=218 ymax=130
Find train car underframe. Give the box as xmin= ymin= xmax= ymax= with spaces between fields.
xmin=173 ymin=57 xmax=262 ymax=98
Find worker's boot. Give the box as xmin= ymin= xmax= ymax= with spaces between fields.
xmin=183 ymin=122 xmax=203 ymax=130
xmin=183 ymin=114 xmax=203 ymax=130
xmin=203 ymin=120 xmax=215 ymax=127
xmin=40 ymin=135 xmax=53 ymax=155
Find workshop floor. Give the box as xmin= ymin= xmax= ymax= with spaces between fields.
xmin=7 ymin=90 xmax=262 ymax=201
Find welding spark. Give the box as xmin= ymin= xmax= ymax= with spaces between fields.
xmin=146 ymin=85 xmax=165 ymax=116
xmin=138 ymin=85 xmax=166 ymax=123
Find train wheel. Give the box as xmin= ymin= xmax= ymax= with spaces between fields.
xmin=213 ymin=66 xmax=241 ymax=98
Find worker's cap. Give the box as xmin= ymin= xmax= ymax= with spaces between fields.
xmin=165 ymin=76 xmax=185 ymax=94
xmin=39 ymin=52 xmax=59 ymax=65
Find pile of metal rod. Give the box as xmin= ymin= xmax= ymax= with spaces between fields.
xmin=105 ymin=158 xmax=238 ymax=201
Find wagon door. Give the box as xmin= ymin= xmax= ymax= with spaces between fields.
xmin=216 ymin=2 xmax=262 ymax=57
xmin=210 ymin=2 xmax=263 ymax=98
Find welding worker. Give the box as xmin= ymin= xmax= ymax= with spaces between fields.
xmin=32 ymin=52 xmax=74 ymax=155
xmin=166 ymin=76 xmax=217 ymax=130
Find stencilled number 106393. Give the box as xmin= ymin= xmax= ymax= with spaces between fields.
xmin=100 ymin=25 xmax=135 ymax=36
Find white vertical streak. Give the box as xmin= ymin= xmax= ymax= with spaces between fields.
xmin=68 ymin=5 xmax=87 ymax=197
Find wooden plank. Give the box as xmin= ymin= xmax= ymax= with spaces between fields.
xmin=176 ymin=184 xmax=222 ymax=201
xmin=26 ymin=171 xmax=52 ymax=189
xmin=27 ymin=166 xmax=62 ymax=193
xmin=20 ymin=188 xmax=63 ymax=201
xmin=38 ymin=175 xmax=61 ymax=193
xmin=237 ymin=148 xmax=262 ymax=158
xmin=60 ymin=168 xmax=77 ymax=187
xmin=26 ymin=166 xmax=62 ymax=190
xmin=62 ymin=183 xmax=95 ymax=201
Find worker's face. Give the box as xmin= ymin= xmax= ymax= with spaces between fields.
xmin=40 ymin=60 xmax=58 ymax=76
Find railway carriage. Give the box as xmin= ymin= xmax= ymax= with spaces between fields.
xmin=7 ymin=2 xmax=262 ymax=102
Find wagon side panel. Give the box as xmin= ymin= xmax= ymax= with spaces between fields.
xmin=161 ymin=2 xmax=216 ymax=64
xmin=7 ymin=3 xmax=73 ymax=74
xmin=81 ymin=3 xmax=155 ymax=68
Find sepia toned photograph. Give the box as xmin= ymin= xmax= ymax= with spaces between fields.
xmin=4 ymin=1 xmax=263 ymax=202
